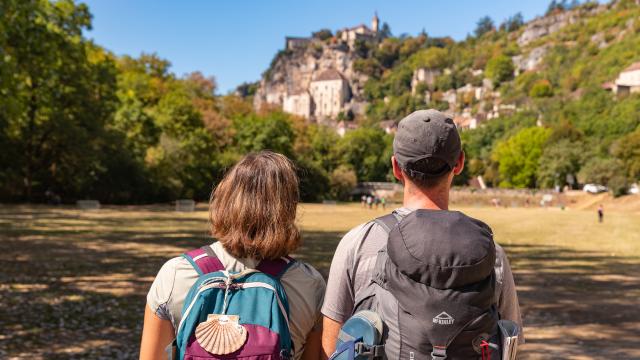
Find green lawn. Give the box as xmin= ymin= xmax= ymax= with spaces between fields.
xmin=1 ymin=203 xmax=639 ymax=359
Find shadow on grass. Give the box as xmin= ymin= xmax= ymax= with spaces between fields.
xmin=0 ymin=206 xmax=344 ymax=359
xmin=0 ymin=206 xmax=639 ymax=359
xmin=502 ymin=243 xmax=640 ymax=359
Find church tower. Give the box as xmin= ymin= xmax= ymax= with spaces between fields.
xmin=372 ymin=12 xmax=379 ymax=33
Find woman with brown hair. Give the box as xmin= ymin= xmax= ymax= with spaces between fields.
xmin=140 ymin=151 xmax=326 ymax=359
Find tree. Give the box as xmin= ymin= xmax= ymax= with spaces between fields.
xmin=329 ymin=165 xmax=358 ymax=201
xmin=379 ymin=22 xmax=392 ymax=39
xmin=312 ymin=28 xmax=333 ymax=41
xmin=538 ymin=139 xmax=583 ymax=188
xmin=492 ymin=127 xmax=552 ymax=188
xmin=611 ymin=128 xmax=640 ymax=181
xmin=485 ymin=55 xmax=515 ymax=86
xmin=307 ymin=124 xmax=341 ymax=171
xmin=578 ymin=158 xmax=619 ymax=185
xmin=475 ymin=16 xmax=495 ymax=37
xmin=232 ymin=111 xmax=296 ymax=158
xmin=410 ymin=47 xmax=449 ymax=70
xmin=578 ymin=157 xmax=627 ymax=196
xmin=500 ymin=13 xmax=524 ymax=32
xmin=529 ymin=79 xmax=554 ymax=98
xmin=547 ymin=0 xmax=571 ymax=14
xmin=335 ymin=127 xmax=392 ymax=181
xmin=0 ymin=0 xmax=119 ymax=201
xmin=235 ymin=81 xmax=258 ymax=98
xmin=375 ymin=38 xmax=401 ymax=69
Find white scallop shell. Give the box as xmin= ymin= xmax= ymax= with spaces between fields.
xmin=195 ymin=314 xmax=247 ymax=355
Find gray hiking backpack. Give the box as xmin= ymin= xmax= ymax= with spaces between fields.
xmin=353 ymin=209 xmax=501 ymax=360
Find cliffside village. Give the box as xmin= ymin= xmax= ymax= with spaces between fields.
xmin=252 ymin=5 xmax=640 ymax=137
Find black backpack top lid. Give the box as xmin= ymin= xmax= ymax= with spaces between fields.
xmin=387 ymin=209 xmax=495 ymax=289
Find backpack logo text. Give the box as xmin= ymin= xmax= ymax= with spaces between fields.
xmin=433 ymin=312 xmax=454 ymax=325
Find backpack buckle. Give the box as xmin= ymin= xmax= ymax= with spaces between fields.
xmin=354 ymin=343 xmax=385 ymax=358
xmin=431 ymin=346 xmax=447 ymax=360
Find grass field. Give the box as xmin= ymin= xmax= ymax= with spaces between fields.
xmin=1 ymin=203 xmax=639 ymax=359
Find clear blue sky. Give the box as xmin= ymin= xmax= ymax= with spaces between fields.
xmin=83 ymin=0 xmax=557 ymax=94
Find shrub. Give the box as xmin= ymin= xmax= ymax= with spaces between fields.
xmin=529 ymin=79 xmax=554 ymax=98
xmin=485 ymin=55 xmax=514 ymax=85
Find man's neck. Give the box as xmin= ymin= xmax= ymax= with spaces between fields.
xmin=402 ymin=184 xmax=450 ymax=210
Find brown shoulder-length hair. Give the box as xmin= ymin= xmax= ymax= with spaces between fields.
xmin=209 ymin=151 xmax=301 ymax=260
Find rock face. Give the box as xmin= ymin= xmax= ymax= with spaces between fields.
xmin=254 ymin=40 xmax=370 ymax=122
xmin=517 ymin=4 xmax=607 ymax=47
xmin=518 ymin=11 xmax=579 ymax=46
xmin=512 ymin=45 xmax=549 ymax=73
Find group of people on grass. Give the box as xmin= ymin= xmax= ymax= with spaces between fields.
xmin=361 ymin=195 xmax=386 ymax=210
xmin=140 ymin=109 xmax=523 ymax=360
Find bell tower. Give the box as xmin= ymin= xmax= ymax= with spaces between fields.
xmin=372 ymin=12 xmax=379 ymax=33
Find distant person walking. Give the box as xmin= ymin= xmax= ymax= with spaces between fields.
xmin=366 ymin=195 xmax=373 ymax=209
xmin=380 ymin=197 xmax=386 ymax=210
xmin=360 ymin=195 xmax=367 ymax=208
xmin=598 ymin=204 xmax=604 ymax=223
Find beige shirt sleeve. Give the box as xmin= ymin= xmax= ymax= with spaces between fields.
xmin=146 ymin=257 xmax=179 ymax=322
xmin=146 ymin=256 xmax=200 ymax=329
xmin=321 ymin=223 xmax=369 ymax=323
xmin=281 ymin=263 xmax=326 ymax=357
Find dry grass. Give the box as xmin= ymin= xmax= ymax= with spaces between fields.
xmin=1 ymin=203 xmax=639 ymax=359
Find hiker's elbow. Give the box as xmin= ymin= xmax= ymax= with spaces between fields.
xmin=321 ymin=315 xmax=342 ymax=359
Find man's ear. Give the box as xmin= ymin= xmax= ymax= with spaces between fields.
xmin=453 ymin=151 xmax=465 ymax=175
xmin=391 ymin=156 xmax=404 ymax=182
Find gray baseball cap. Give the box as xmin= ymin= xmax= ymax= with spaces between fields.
xmin=393 ymin=109 xmax=461 ymax=179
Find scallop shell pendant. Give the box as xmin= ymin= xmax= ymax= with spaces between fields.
xmin=195 ymin=314 xmax=247 ymax=355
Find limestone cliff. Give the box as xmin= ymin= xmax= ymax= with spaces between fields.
xmin=253 ymin=40 xmax=370 ymax=121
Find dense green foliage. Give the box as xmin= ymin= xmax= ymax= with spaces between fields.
xmin=492 ymin=127 xmax=552 ymax=188
xmin=356 ymin=0 xmax=640 ymax=194
xmin=485 ymin=55 xmax=515 ymax=85
xmin=3 ymin=0 xmax=640 ymax=203
xmin=0 ymin=0 xmax=393 ymax=203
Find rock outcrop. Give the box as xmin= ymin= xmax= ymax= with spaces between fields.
xmin=254 ymin=38 xmax=372 ymax=122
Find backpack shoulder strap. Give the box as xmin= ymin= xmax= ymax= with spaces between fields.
xmin=182 ymin=245 xmax=225 ymax=276
xmin=373 ymin=211 xmax=402 ymax=234
xmin=257 ymin=256 xmax=297 ymax=279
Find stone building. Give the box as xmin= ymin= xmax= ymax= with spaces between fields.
xmin=285 ymin=37 xmax=311 ymax=51
xmin=282 ymin=91 xmax=312 ymax=118
xmin=255 ymin=15 xmax=380 ymax=121
xmin=613 ymin=62 xmax=640 ymax=95
xmin=411 ymin=68 xmax=440 ymax=95
xmin=340 ymin=13 xmax=379 ymax=47
xmin=309 ymin=69 xmax=350 ymax=119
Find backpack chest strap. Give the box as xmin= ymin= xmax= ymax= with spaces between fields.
xmin=183 ymin=245 xmax=296 ymax=278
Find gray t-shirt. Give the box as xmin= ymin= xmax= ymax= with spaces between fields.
xmin=147 ymin=241 xmax=326 ymax=359
xmin=321 ymin=207 xmax=524 ymax=341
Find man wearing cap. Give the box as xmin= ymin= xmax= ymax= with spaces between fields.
xmin=321 ymin=109 xmax=523 ymax=357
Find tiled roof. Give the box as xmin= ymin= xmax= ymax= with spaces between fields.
xmin=313 ymin=69 xmax=344 ymax=81
xmin=622 ymin=62 xmax=640 ymax=73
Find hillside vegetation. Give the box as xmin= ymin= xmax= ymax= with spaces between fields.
xmin=2 ymin=0 xmax=640 ymax=204
xmin=342 ymin=0 xmax=640 ymax=193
